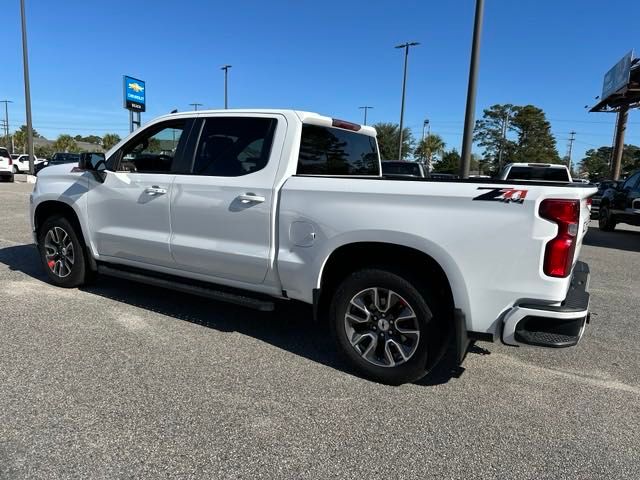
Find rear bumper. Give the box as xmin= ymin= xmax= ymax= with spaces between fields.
xmin=0 ymin=169 xmax=13 ymax=177
xmin=502 ymin=261 xmax=590 ymax=348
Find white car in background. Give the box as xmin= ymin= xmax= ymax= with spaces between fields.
xmin=12 ymin=154 xmax=44 ymax=173
xmin=0 ymin=147 xmax=15 ymax=182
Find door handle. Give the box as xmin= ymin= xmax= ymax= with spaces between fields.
xmin=145 ymin=186 xmax=168 ymax=195
xmin=238 ymin=193 xmax=265 ymax=204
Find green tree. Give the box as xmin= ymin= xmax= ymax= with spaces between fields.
xmin=53 ymin=134 xmax=79 ymax=153
xmin=474 ymin=104 xmax=516 ymax=172
xmin=102 ymin=133 xmax=121 ymax=151
xmin=12 ymin=125 xmax=41 ymax=153
xmin=415 ymin=133 xmax=445 ymax=165
xmin=510 ymin=105 xmax=560 ymax=164
xmin=373 ymin=122 xmax=415 ymax=160
xmin=433 ymin=148 xmax=479 ymax=174
xmin=579 ymin=144 xmax=640 ymax=180
xmin=35 ymin=145 xmax=54 ymax=159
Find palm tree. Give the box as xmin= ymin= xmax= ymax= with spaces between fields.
xmin=416 ymin=133 xmax=445 ymax=167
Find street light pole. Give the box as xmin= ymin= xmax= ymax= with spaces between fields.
xmin=19 ymin=0 xmax=35 ymax=175
xmin=395 ymin=41 xmax=420 ymax=160
xmin=459 ymin=0 xmax=485 ymax=179
xmin=221 ymin=65 xmax=232 ymax=109
xmin=189 ymin=103 xmax=203 ymax=111
xmin=359 ymin=106 xmax=373 ymax=125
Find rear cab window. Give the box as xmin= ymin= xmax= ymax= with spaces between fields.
xmin=507 ymin=166 xmax=570 ymax=182
xmin=297 ymin=125 xmax=380 ymax=175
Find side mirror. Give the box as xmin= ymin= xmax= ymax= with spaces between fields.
xmin=78 ymin=152 xmax=106 ymax=171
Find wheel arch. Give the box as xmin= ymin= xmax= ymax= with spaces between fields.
xmin=316 ymin=241 xmax=458 ymax=323
xmin=33 ymin=200 xmax=96 ymax=271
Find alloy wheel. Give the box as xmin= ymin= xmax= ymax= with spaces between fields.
xmin=344 ymin=287 xmax=421 ymax=367
xmin=44 ymin=226 xmax=75 ymax=278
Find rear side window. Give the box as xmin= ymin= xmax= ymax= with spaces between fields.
xmin=192 ymin=117 xmax=276 ymax=177
xmin=0 ymin=148 xmax=9 ymax=158
xmin=297 ymin=125 xmax=379 ymax=175
xmin=507 ymin=166 xmax=569 ymax=182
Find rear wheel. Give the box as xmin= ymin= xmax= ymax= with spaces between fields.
xmin=13 ymin=165 xmax=19 ymax=174
xmin=598 ymin=205 xmax=616 ymax=231
xmin=330 ymin=268 xmax=445 ymax=385
xmin=38 ymin=215 xmax=90 ymax=288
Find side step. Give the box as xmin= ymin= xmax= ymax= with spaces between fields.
xmin=97 ymin=264 xmax=275 ymax=312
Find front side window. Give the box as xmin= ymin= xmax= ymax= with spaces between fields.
xmin=117 ymin=120 xmax=186 ymax=173
xmin=297 ymin=125 xmax=379 ymax=175
xmin=192 ymin=117 xmax=276 ymax=177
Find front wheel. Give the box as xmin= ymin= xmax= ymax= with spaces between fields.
xmin=38 ymin=215 xmax=90 ymax=288
xmin=330 ymin=268 xmax=443 ymax=385
xmin=598 ymin=205 xmax=616 ymax=231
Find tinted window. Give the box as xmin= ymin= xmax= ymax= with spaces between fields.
xmin=382 ymin=162 xmax=422 ymax=176
xmin=192 ymin=117 xmax=276 ymax=177
xmin=622 ymin=172 xmax=640 ymax=190
xmin=50 ymin=153 xmax=80 ymax=164
xmin=118 ymin=120 xmax=186 ymax=173
xmin=507 ymin=166 xmax=569 ymax=182
xmin=0 ymin=148 xmax=9 ymax=158
xmin=297 ymin=125 xmax=379 ymax=175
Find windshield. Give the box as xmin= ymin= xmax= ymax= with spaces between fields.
xmin=506 ymin=166 xmax=569 ymax=182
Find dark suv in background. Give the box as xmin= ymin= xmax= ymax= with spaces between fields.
xmin=598 ymin=171 xmax=640 ymax=231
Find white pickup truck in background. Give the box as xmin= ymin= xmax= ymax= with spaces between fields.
xmin=499 ymin=162 xmax=573 ymax=182
xmin=30 ymin=110 xmax=596 ymax=384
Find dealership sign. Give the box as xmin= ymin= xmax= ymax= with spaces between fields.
xmin=123 ymin=75 xmax=146 ymax=112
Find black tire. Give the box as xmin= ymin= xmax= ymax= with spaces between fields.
xmin=330 ymin=268 xmax=446 ymax=385
xmin=37 ymin=215 xmax=90 ymax=288
xmin=13 ymin=166 xmax=19 ymax=174
xmin=598 ymin=205 xmax=616 ymax=231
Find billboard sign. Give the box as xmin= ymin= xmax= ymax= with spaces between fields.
xmin=123 ymin=75 xmax=146 ymax=112
xmin=601 ymin=51 xmax=633 ymax=101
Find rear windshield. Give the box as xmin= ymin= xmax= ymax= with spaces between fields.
xmin=507 ymin=166 xmax=569 ymax=182
xmin=382 ymin=162 xmax=422 ymax=176
xmin=297 ymin=125 xmax=379 ymax=175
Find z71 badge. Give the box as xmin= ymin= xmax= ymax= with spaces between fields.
xmin=473 ymin=187 xmax=528 ymax=204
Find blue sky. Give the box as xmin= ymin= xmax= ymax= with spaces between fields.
xmin=3 ymin=0 xmax=639 ymax=162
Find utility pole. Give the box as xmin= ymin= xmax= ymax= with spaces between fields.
xmin=566 ymin=131 xmax=576 ymax=172
xmin=0 ymin=100 xmax=13 ymax=153
xmin=189 ymin=103 xmax=203 ymax=111
xmin=395 ymin=41 xmax=420 ymax=160
xmin=459 ymin=0 xmax=485 ymax=178
xmin=221 ymin=65 xmax=232 ymax=109
xmin=20 ymin=0 xmax=35 ymax=175
xmin=611 ymin=105 xmax=629 ymax=180
xmin=358 ymin=106 xmax=373 ymax=125
xmin=497 ymin=112 xmax=509 ymax=170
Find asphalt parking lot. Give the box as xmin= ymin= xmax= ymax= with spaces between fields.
xmin=1 ymin=180 xmax=639 ymax=479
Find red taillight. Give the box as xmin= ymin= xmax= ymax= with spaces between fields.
xmin=8 ymin=158 xmax=12 ymax=165
xmin=332 ymin=119 xmax=361 ymax=131
xmin=539 ymin=199 xmax=580 ymax=278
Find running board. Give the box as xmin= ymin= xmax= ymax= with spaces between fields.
xmin=97 ymin=265 xmax=275 ymax=312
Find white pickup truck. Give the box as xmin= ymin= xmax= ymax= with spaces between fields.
xmin=30 ymin=109 xmax=596 ymax=384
